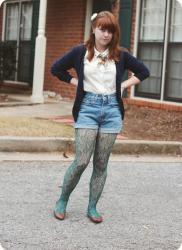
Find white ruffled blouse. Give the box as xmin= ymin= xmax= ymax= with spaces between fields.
xmin=83 ymin=47 xmax=116 ymax=94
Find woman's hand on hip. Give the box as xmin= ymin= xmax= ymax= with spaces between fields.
xmin=121 ymin=76 xmax=141 ymax=96
xmin=70 ymin=77 xmax=78 ymax=86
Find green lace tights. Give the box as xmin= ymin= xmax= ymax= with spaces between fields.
xmin=54 ymin=128 xmax=117 ymax=218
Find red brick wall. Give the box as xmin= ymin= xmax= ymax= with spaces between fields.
xmin=124 ymin=98 xmax=182 ymax=112
xmin=44 ymin=0 xmax=86 ymax=99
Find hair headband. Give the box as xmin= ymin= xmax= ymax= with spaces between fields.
xmin=91 ymin=13 xmax=97 ymax=21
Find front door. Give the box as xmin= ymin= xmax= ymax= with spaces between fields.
xmin=4 ymin=0 xmax=39 ymax=85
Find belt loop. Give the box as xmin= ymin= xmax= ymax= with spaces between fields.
xmin=94 ymin=93 xmax=98 ymax=102
xmin=108 ymin=95 xmax=111 ymax=104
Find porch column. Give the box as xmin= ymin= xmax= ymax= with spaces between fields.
xmin=31 ymin=0 xmax=47 ymax=103
xmin=84 ymin=0 xmax=93 ymax=41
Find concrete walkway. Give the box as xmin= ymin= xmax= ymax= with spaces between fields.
xmin=0 ymin=94 xmax=73 ymax=117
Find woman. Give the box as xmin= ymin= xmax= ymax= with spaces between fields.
xmin=51 ymin=11 xmax=150 ymax=223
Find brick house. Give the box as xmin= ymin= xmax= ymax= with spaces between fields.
xmin=0 ymin=0 xmax=182 ymax=111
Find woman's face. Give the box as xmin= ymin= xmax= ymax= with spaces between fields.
xmin=93 ymin=26 xmax=113 ymax=49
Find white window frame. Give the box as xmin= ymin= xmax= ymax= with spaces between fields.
xmin=131 ymin=0 xmax=182 ymax=106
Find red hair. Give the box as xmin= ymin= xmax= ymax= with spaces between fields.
xmin=85 ymin=11 xmax=123 ymax=62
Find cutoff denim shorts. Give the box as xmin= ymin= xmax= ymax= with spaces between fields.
xmin=74 ymin=92 xmax=123 ymax=133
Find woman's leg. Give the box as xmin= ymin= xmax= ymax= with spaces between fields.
xmin=88 ymin=132 xmax=117 ymax=222
xmin=54 ymin=128 xmax=98 ymax=218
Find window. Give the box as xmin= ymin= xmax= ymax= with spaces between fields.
xmin=136 ymin=0 xmax=182 ymax=103
xmin=4 ymin=1 xmax=35 ymax=83
xmin=20 ymin=3 xmax=33 ymax=41
xmin=165 ymin=0 xmax=182 ymax=101
xmin=5 ymin=3 xmax=19 ymax=41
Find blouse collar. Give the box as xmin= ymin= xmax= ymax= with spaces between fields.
xmin=94 ymin=47 xmax=109 ymax=57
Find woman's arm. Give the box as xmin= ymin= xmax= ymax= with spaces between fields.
xmin=51 ymin=46 xmax=78 ymax=84
xmin=121 ymin=75 xmax=140 ymax=96
xmin=123 ymin=51 xmax=150 ymax=81
xmin=121 ymin=51 xmax=150 ymax=95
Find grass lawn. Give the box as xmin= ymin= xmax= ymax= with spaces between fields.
xmin=0 ymin=117 xmax=74 ymax=137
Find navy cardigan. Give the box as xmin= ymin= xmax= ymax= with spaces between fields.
xmin=51 ymin=44 xmax=150 ymax=121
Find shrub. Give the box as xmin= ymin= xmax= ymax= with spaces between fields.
xmin=0 ymin=41 xmax=16 ymax=81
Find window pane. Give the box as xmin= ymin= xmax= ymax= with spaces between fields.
xmin=170 ymin=0 xmax=182 ymax=42
xmin=5 ymin=3 xmax=19 ymax=41
xmin=18 ymin=42 xmax=32 ymax=82
xmin=165 ymin=44 xmax=182 ymax=100
xmin=140 ymin=0 xmax=166 ymax=41
xmin=136 ymin=43 xmax=163 ymax=96
xmin=20 ymin=3 xmax=33 ymax=41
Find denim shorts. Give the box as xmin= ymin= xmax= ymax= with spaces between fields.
xmin=74 ymin=92 xmax=123 ymax=133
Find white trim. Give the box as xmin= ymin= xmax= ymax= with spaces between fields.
xmin=2 ymin=1 xmax=6 ymax=41
xmin=3 ymin=0 xmax=32 ymax=3
xmin=130 ymin=96 xmax=182 ymax=107
xmin=3 ymin=80 xmax=29 ymax=86
xmin=160 ymin=0 xmax=171 ymax=101
xmin=130 ymin=0 xmax=141 ymax=98
xmin=31 ymin=0 xmax=47 ymax=103
xmin=133 ymin=0 xmax=141 ymax=57
xmin=84 ymin=0 xmax=93 ymax=42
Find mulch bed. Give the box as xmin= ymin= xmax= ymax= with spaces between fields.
xmin=122 ymin=105 xmax=182 ymax=141
xmin=52 ymin=104 xmax=182 ymax=141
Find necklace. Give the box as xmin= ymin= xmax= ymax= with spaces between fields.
xmin=97 ymin=54 xmax=108 ymax=66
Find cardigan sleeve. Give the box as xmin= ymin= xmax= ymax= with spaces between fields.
xmin=50 ymin=46 xmax=78 ymax=83
xmin=123 ymin=51 xmax=150 ymax=81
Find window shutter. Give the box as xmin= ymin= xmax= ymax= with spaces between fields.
xmin=119 ymin=0 xmax=132 ymax=95
xmin=119 ymin=0 xmax=132 ymax=49
xmin=92 ymin=0 xmax=112 ymax=13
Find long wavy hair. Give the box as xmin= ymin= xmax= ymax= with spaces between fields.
xmin=85 ymin=11 xmax=123 ymax=62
